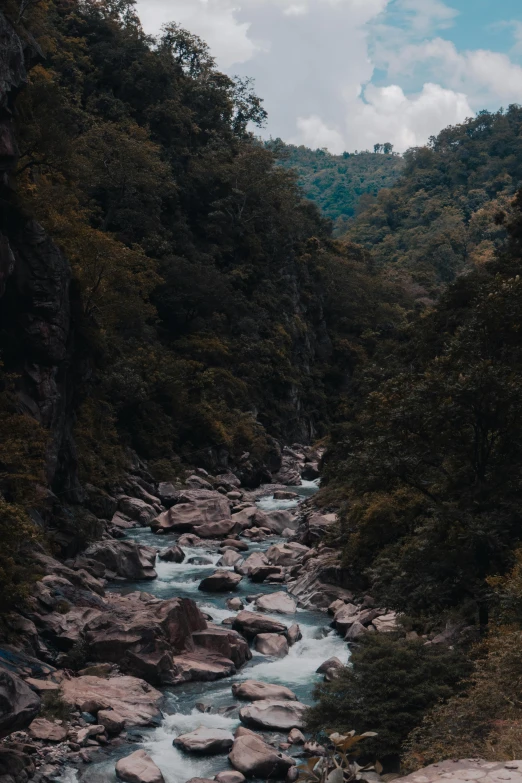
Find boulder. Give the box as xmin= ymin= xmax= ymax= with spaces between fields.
xmin=235 ymin=552 xmax=268 ymax=576
xmin=198 ymin=570 xmax=242 ymax=592
xmin=254 ymin=634 xmax=289 ymax=658
xmin=229 ymin=734 xmax=294 ymax=779
xmin=118 ymin=497 xmax=157 ymax=525
xmin=83 ymin=593 xmax=207 ymax=683
xmin=85 ymin=540 xmax=157 ymax=580
xmin=76 ymin=724 xmax=106 ymax=745
xmin=232 ymin=611 xmax=287 ymax=640
xmin=301 ymin=463 xmax=319 ymax=480
xmin=266 ymin=544 xmax=307 ymax=567
xmin=373 ymin=612 xmax=398 ymax=633
xmin=288 ymin=728 xmax=305 ymax=745
xmin=287 ymin=624 xmax=302 ymax=646
xmin=0 ymin=666 xmax=41 ymax=739
xmin=151 ymin=493 xmax=231 ymax=534
xmin=215 ymin=772 xmax=245 ymax=783
xmin=61 ymin=675 xmax=163 ymax=726
xmin=28 ymin=717 xmax=67 ymax=742
xmin=157 ymin=482 xmax=179 ymax=508
xmin=316 ymin=657 xmax=344 ymax=675
xmin=231 ymin=507 xmax=268 ymax=533
xmin=263 ymin=511 xmax=298 ymax=535
xmin=273 ymin=491 xmax=298 ymax=500
xmin=173 ymin=727 xmax=234 ymax=754
xmin=249 ymin=565 xmax=283 ymax=583
xmin=218 ymin=550 xmax=244 ymax=568
xmin=226 ymin=597 xmax=244 ymax=611
xmin=239 ymin=700 xmax=307 ymax=731
xmin=192 ymin=627 xmax=251 ymax=668
xmin=116 ymin=750 xmax=164 ymax=783
xmin=215 ymin=473 xmax=241 ymax=491
xmin=170 ymin=653 xmax=236 ymax=682
xmin=193 ymin=520 xmax=237 ymax=539
xmin=345 ymin=621 xmax=368 ymax=641
xmin=98 ymin=709 xmax=125 ymax=734
xmin=222 ymin=539 xmax=249 ymax=552
xmin=158 ymin=546 xmax=185 ymax=563
xmin=255 ymin=592 xmax=296 ymax=615
xmin=232 ymin=680 xmax=297 ymax=701
xmin=186 ymin=475 xmax=214 ymax=491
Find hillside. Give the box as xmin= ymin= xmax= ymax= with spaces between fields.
xmin=346 ymin=107 xmax=522 ymax=295
xmin=266 ymin=140 xmax=405 ymax=232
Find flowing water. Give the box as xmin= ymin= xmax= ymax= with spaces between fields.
xmin=81 ymin=479 xmax=349 ymax=783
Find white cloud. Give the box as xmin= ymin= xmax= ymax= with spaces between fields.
xmin=134 ymin=0 xmax=522 ymax=155
xmin=293 ymin=82 xmax=472 ymax=153
xmin=293 ymin=115 xmax=346 ymax=151
xmin=136 ymin=0 xmax=261 ymax=68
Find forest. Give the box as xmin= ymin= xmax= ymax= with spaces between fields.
xmin=2 ymin=0 xmax=522 ymax=777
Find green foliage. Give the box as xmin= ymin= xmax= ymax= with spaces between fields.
xmin=307 ymin=635 xmax=471 ymax=761
xmin=267 ymin=140 xmax=404 ymax=233
xmin=346 ymin=108 xmax=522 ymax=294
xmin=40 ymin=689 xmax=73 ymax=722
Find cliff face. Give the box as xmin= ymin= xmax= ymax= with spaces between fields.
xmin=0 ymin=11 xmax=83 ymax=503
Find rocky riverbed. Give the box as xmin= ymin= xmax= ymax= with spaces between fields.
xmin=0 ymin=446 xmax=398 ymax=783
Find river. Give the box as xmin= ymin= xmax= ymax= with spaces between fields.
xmin=81 ymin=480 xmax=348 ymax=783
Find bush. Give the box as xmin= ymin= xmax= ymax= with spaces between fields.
xmin=307 ymin=634 xmax=471 ymax=761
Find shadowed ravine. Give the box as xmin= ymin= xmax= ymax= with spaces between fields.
xmin=78 ymin=480 xmax=348 ymax=783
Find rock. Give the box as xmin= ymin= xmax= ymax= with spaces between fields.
xmin=0 ymin=667 xmax=41 ymax=739
xmin=118 ymin=497 xmax=157 ymax=525
xmin=372 ymin=612 xmax=398 ymax=633
xmin=232 ymin=681 xmax=297 ymax=701
xmin=303 ymin=741 xmax=325 ymax=756
xmin=215 ymin=772 xmax=245 ymax=783
xmin=226 ymin=597 xmax=244 ymax=611
xmin=77 ymin=724 xmax=106 ymax=745
xmin=24 ymin=677 xmax=60 ymax=693
xmin=287 ymin=624 xmax=302 ymax=646
xmin=286 ymin=766 xmax=299 ymax=783
xmin=249 ymin=565 xmax=283 ymax=583
xmin=222 ymin=539 xmax=248 ymax=552
xmin=192 ymin=627 xmax=251 ymax=668
xmin=227 ymin=491 xmax=243 ymax=501
xmin=255 ymin=592 xmax=296 ymax=615
xmin=328 ymin=599 xmax=345 ymax=615
xmin=198 ymin=570 xmax=242 ymax=592
xmin=332 ymin=603 xmax=359 ymax=634
xmin=215 ymin=473 xmax=241 ymax=491
xmin=98 ymin=710 xmax=125 ymax=734
xmin=158 ymin=546 xmax=185 ymax=563
xmin=254 ymin=634 xmax=289 ymax=658
xmin=173 ymin=727 xmax=234 ymax=754
xmin=151 ymin=493 xmax=231 ymax=534
xmin=301 ymin=463 xmax=319 ymax=480
xmin=61 ymin=675 xmax=163 ymax=727
xmin=239 ymin=700 xmax=307 ymax=731
xmin=157 ymin=482 xmax=178 ymax=508
xmin=116 ymin=750 xmax=164 ymax=783
xmin=397 ymin=759 xmax=522 ymax=783
xmin=170 ymin=653 xmax=237 ymax=682
xmin=316 ymin=657 xmax=344 ymax=674
xmin=345 ymin=621 xmax=368 ymax=641
xmin=193 ymin=520 xmax=237 ymax=539
xmin=187 ymin=475 xmax=214 ymax=490
xmin=228 ymin=734 xmax=294 ymax=779
xmin=218 ymin=550 xmax=244 ymax=568
xmin=83 ymin=593 xmax=207 ymax=683
xmin=231 ymin=507 xmax=268 ymax=533
xmin=232 ymin=611 xmax=287 ymax=640
xmin=235 ymin=552 xmax=268 ymax=576
xmin=263 ymin=511 xmax=298 ymax=535
xmin=273 ymin=491 xmax=298 ymax=500
xmin=29 ymin=717 xmax=67 ymax=742
xmin=266 ymin=544 xmax=308 ymax=567
xmin=287 ymin=728 xmax=305 ymax=745
xmin=85 ymin=540 xmax=157 ymax=580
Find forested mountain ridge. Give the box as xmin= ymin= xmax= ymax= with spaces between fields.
xmin=266 ymin=140 xmax=405 ymax=232
xmin=346 ymin=107 xmax=522 ymax=296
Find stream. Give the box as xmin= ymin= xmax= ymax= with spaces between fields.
xmin=81 ymin=480 xmax=349 ymax=783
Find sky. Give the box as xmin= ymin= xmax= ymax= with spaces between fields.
xmin=134 ymin=0 xmax=522 ymax=154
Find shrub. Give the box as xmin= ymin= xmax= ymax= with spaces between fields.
xmin=307 ymin=634 xmax=471 ymax=762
